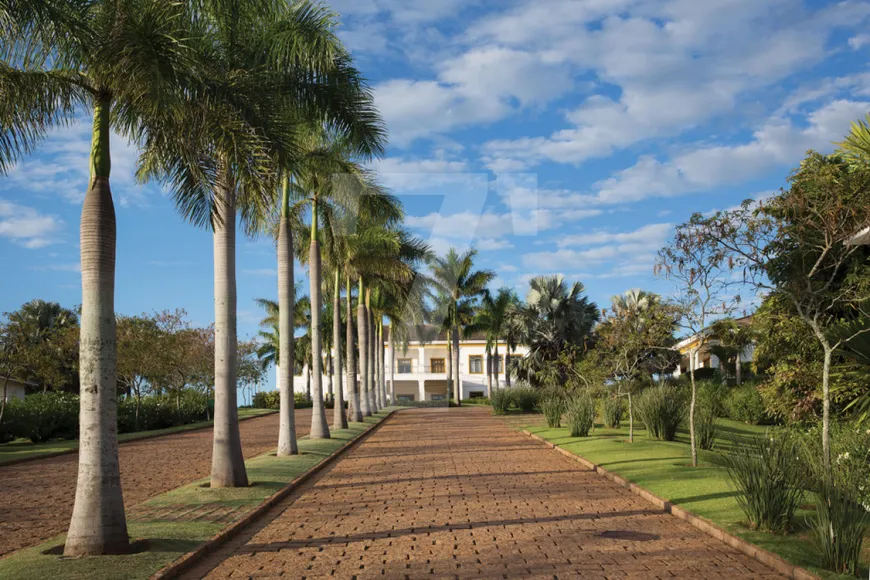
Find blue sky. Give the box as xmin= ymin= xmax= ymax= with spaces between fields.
xmin=3 ymin=0 xmax=870 ymax=338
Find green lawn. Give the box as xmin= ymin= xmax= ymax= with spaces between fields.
xmin=0 ymin=408 xmax=398 ymax=580
xmin=517 ymin=416 xmax=867 ymax=580
xmin=0 ymin=408 xmax=276 ymax=465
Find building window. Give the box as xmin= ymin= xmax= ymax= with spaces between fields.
xmin=489 ymin=354 xmax=502 ymax=374
xmin=469 ymin=355 xmax=483 ymax=374
xmin=430 ymin=358 xmax=445 ymax=373
xmin=397 ymin=394 xmax=415 ymax=403
xmin=469 ymin=391 xmax=485 ymax=399
xmin=397 ymin=358 xmax=412 ymax=374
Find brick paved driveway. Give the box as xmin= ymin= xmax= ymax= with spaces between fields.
xmin=0 ymin=408 xmax=312 ymax=557
xmin=191 ymin=408 xmax=784 ymax=579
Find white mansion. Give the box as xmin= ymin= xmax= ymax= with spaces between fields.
xmin=288 ymin=325 xmax=529 ymax=402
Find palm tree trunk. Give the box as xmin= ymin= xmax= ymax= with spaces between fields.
xmin=688 ymin=352 xmax=698 ymax=467
xmin=332 ymin=270 xmax=347 ymax=429
xmin=277 ymin=179 xmax=297 ymax=456
xmin=373 ymin=320 xmax=381 ymax=409
xmin=389 ymin=324 xmax=396 ymax=404
xmin=486 ymin=345 xmax=492 ymax=398
xmin=505 ymin=347 xmax=512 ymax=388
xmin=367 ymin=301 xmax=377 ymax=412
xmin=358 ymin=280 xmax=371 ymax=417
xmin=66 ymin=96 xmax=129 ymax=555
xmin=347 ymin=276 xmax=362 ymax=422
xmin=379 ymin=322 xmax=387 ymax=406
xmin=308 ymin=219 xmax=330 ymax=439
xmin=446 ymin=339 xmax=452 ymax=396
xmin=452 ymin=325 xmax=461 ymax=405
xmin=209 ymin=169 xmax=248 ymax=488
xmin=494 ymin=343 xmax=500 ymax=390
xmin=735 ymin=355 xmax=742 ymax=386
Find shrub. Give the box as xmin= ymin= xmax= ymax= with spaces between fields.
xmin=635 ymin=385 xmax=685 ymax=441
xmin=252 ymin=390 xmax=280 ymax=409
xmin=602 ymin=396 xmax=624 ymax=429
xmin=294 ymin=392 xmax=313 ymax=408
xmin=490 ymin=389 xmax=512 ymax=415
xmin=513 ymin=385 xmax=538 ymax=412
xmin=694 ymin=402 xmax=717 ymax=450
xmin=720 ymin=433 xmax=805 ymax=533
xmin=460 ymin=397 xmax=491 ymax=405
xmin=724 ymin=384 xmax=766 ymax=424
xmin=567 ymin=393 xmax=596 ymax=437
xmin=1 ymin=392 xmax=80 ymax=443
xmin=540 ymin=395 xmax=565 ymax=428
xmin=800 ymin=423 xmax=870 ymax=575
xmin=810 ymin=475 xmax=868 ymax=575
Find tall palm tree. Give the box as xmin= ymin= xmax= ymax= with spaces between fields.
xmin=1 ymin=0 xmax=202 ymax=555
xmin=428 ymin=248 xmax=495 ymax=404
xmin=138 ymin=0 xmax=384 ymax=473
xmin=474 ymin=287 xmax=516 ymax=395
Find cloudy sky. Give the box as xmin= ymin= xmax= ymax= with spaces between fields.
xmin=3 ymin=0 xmax=870 ymax=337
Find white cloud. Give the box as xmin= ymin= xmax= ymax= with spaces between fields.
xmin=375 ymin=46 xmax=573 ymax=145
xmin=849 ymin=34 xmax=870 ymax=50
xmin=522 ymin=222 xmax=673 ymax=278
xmin=558 ymin=223 xmax=672 ymax=248
xmin=2 ymin=120 xmax=153 ymax=207
xmin=593 ymin=99 xmax=870 ymax=204
xmin=478 ymin=0 xmax=870 ymax=169
xmin=0 ymin=199 xmax=63 ymax=249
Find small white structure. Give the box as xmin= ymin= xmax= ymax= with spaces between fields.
xmin=672 ymin=315 xmax=755 ymax=379
xmin=285 ymin=325 xmax=529 ymax=402
xmin=1 ymin=377 xmax=33 ymax=402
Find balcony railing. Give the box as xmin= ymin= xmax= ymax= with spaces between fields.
xmin=391 ymin=360 xmax=507 ymax=375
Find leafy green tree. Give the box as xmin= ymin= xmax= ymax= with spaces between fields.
xmin=690 ymin=152 xmax=870 ymax=465
xmin=594 ymin=290 xmax=679 ymax=442
xmin=656 ymin=221 xmax=738 ymax=467
xmin=116 ymin=314 xmax=162 ymax=429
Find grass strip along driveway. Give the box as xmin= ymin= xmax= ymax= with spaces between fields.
xmin=510 ymin=415 xmax=868 ymax=580
xmin=0 ymin=409 xmax=397 ymax=580
xmin=0 ymin=408 xmax=276 ymax=465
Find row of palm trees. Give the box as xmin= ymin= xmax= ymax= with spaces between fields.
xmin=0 ymin=0 xmax=403 ymax=556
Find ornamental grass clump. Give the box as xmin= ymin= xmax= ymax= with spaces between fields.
xmin=567 ymin=393 xmax=596 ymax=437
xmin=540 ymin=394 xmax=566 ymax=428
xmin=803 ymin=425 xmax=870 ymax=575
xmin=721 ymin=433 xmax=805 ymax=533
xmin=513 ymin=385 xmax=539 ymax=412
xmin=635 ymin=385 xmax=685 ymax=441
xmin=490 ymin=388 xmax=512 ymax=415
xmin=602 ymin=396 xmax=624 ymax=429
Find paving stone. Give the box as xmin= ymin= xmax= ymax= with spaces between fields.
xmin=195 ymin=408 xmax=787 ymax=580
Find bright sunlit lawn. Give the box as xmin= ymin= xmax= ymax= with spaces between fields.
xmin=515 ymin=415 xmax=869 ymax=580
xmin=0 ymin=407 xmax=276 ymax=464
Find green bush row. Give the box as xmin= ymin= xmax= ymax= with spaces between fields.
xmin=0 ymin=390 xmax=213 ymax=443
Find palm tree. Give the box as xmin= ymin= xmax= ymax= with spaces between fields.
xmin=428 ymin=248 xmax=495 ymax=404
xmin=508 ymin=275 xmax=599 ymax=388
xmin=1 ymin=0 xmax=203 ymax=555
xmin=710 ymin=317 xmax=756 ymax=385
xmin=474 ymin=287 xmax=516 ymax=396
xmin=292 ymin=134 xmax=386 ymax=438
xmin=138 ymin=0 xmax=385 ymax=475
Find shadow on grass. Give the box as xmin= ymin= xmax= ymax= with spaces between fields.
xmin=669 ymin=490 xmax=740 ymax=505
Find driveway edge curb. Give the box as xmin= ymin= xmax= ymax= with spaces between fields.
xmin=519 ymin=428 xmax=820 ymax=580
xmin=150 ymin=409 xmax=401 ymax=580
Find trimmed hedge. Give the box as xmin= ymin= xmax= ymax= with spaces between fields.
xmin=0 ymin=390 xmax=212 ymax=444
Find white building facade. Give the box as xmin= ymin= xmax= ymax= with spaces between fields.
xmin=286 ymin=325 xmax=529 ymax=402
